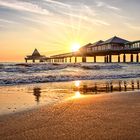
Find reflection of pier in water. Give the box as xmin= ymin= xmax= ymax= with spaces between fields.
xmin=74 ymin=80 xmax=140 ymax=95
xmin=33 ymin=87 xmax=41 ymax=104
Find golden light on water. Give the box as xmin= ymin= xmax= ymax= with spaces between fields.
xmin=75 ymin=80 xmax=81 ymax=87
xmin=71 ymin=43 xmax=81 ymax=52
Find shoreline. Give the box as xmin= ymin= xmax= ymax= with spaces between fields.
xmin=0 ymin=92 xmax=71 ymax=119
xmin=0 ymin=91 xmax=140 ymax=139
xmin=0 ymin=91 xmax=132 ymax=118
xmin=0 ymin=79 xmax=140 ymax=117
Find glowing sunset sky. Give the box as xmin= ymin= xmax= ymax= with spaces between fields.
xmin=0 ymin=0 xmax=140 ymax=62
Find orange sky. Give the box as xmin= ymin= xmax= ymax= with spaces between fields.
xmin=0 ymin=0 xmax=140 ymax=62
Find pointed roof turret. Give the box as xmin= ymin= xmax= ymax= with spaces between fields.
xmin=32 ymin=49 xmax=41 ymax=56
xmin=101 ymin=36 xmax=129 ymax=45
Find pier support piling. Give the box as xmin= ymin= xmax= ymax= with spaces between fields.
xmin=137 ymin=54 xmax=139 ymax=63
xmin=106 ymin=55 xmax=109 ymax=63
xmin=130 ymin=54 xmax=134 ymax=62
xmin=118 ymin=55 xmax=120 ymax=63
xmin=82 ymin=57 xmax=86 ymax=63
xmin=104 ymin=56 xmax=107 ymax=63
xmin=123 ymin=54 xmax=126 ymax=63
xmin=75 ymin=57 xmax=77 ymax=63
xmin=94 ymin=56 xmax=96 ymax=63
xmin=65 ymin=58 xmax=67 ymax=63
xmin=70 ymin=57 xmax=71 ymax=63
xmin=109 ymin=55 xmax=112 ymax=63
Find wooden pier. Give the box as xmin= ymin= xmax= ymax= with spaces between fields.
xmin=25 ymin=49 xmax=47 ymax=63
xmin=25 ymin=36 xmax=140 ymax=63
xmin=48 ymin=36 xmax=140 ymax=63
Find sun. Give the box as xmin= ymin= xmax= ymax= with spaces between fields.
xmin=71 ymin=43 xmax=81 ymax=52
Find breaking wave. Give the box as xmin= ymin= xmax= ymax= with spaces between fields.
xmin=0 ymin=63 xmax=123 ymax=73
xmin=0 ymin=62 xmax=140 ymax=85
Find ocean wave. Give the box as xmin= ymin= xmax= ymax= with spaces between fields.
xmin=81 ymin=64 xmax=123 ymax=70
xmin=0 ymin=73 xmax=140 ymax=86
xmin=0 ymin=63 xmax=138 ymax=85
xmin=0 ymin=63 xmax=123 ymax=73
xmin=0 ymin=63 xmax=67 ymax=73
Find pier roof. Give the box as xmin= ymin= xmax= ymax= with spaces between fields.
xmin=32 ymin=49 xmax=41 ymax=56
xmin=101 ymin=36 xmax=129 ymax=45
xmin=91 ymin=40 xmax=104 ymax=47
xmin=126 ymin=40 xmax=140 ymax=44
xmin=80 ymin=43 xmax=92 ymax=50
xmin=82 ymin=43 xmax=92 ymax=47
xmin=80 ymin=40 xmax=104 ymax=50
xmin=25 ymin=49 xmax=48 ymax=61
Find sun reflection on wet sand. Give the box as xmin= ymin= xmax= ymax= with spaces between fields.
xmin=74 ymin=91 xmax=81 ymax=98
xmin=71 ymin=81 xmax=84 ymax=99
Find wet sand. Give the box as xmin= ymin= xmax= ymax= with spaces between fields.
xmin=0 ymin=82 xmax=73 ymax=115
xmin=0 ymin=91 xmax=140 ymax=140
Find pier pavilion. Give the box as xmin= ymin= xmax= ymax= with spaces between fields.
xmin=48 ymin=36 xmax=140 ymax=63
xmin=25 ymin=49 xmax=47 ymax=63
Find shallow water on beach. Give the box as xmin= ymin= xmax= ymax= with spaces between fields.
xmin=0 ymin=79 xmax=140 ymax=116
xmin=0 ymin=82 xmax=74 ymax=116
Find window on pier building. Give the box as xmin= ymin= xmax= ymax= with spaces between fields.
xmin=138 ymin=42 xmax=140 ymax=48
xmin=106 ymin=44 xmax=111 ymax=50
xmin=128 ymin=42 xmax=140 ymax=49
xmin=92 ymin=46 xmax=98 ymax=51
xmin=98 ymin=46 xmax=102 ymax=50
xmin=136 ymin=42 xmax=140 ymax=48
xmin=111 ymin=44 xmax=124 ymax=50
xmin=100 ymin=46 xmax=103 ymax=50
xmin=132 ymin=43 xmax=135 ymax=48
xmin=92 ymin=47 xmax=95 ymax=51
xmin=101 ymin=46 xmax=104 ymax=50
xmin=91 ymin=47 xmax=94 ymax=51
xmin=87 ymin=47 xmax=92 ymax=52
xmin=125 ymin=44 xmax=129 ymax=48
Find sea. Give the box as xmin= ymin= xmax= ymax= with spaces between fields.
xmin=0 ymin=62 xmax=140 ymax=115
xmin=0 ymin=62 xmax=140 ymax=85
xmin=0 ymin=63 xmax=140 ymax=86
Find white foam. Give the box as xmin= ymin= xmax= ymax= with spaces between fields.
xmin=0 ymin=63 xmax=140 ymax=85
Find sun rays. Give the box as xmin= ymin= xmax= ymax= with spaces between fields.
xmin=0 ymin=0 xmax=140 ymax=61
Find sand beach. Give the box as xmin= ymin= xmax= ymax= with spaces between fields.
xmin=0 ymin=90 xmax=140 ymax=140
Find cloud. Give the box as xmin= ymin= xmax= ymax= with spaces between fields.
xmin=0 ymin=18 xmax=17 ymax=24
xmin=93 ymin=19 xmax=110 ymax=26
xmin=0 ymin=0 xmax=50 ymax=15
xmin=96 ymin=1 xmax=121 ymax=11
xmin=124 ymin=23 xmax=140 ymax=30
xmin=43 ymin=0 xmax=70 ymax=7
xmin=51 ymin=3 xmax=110 ymax=27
